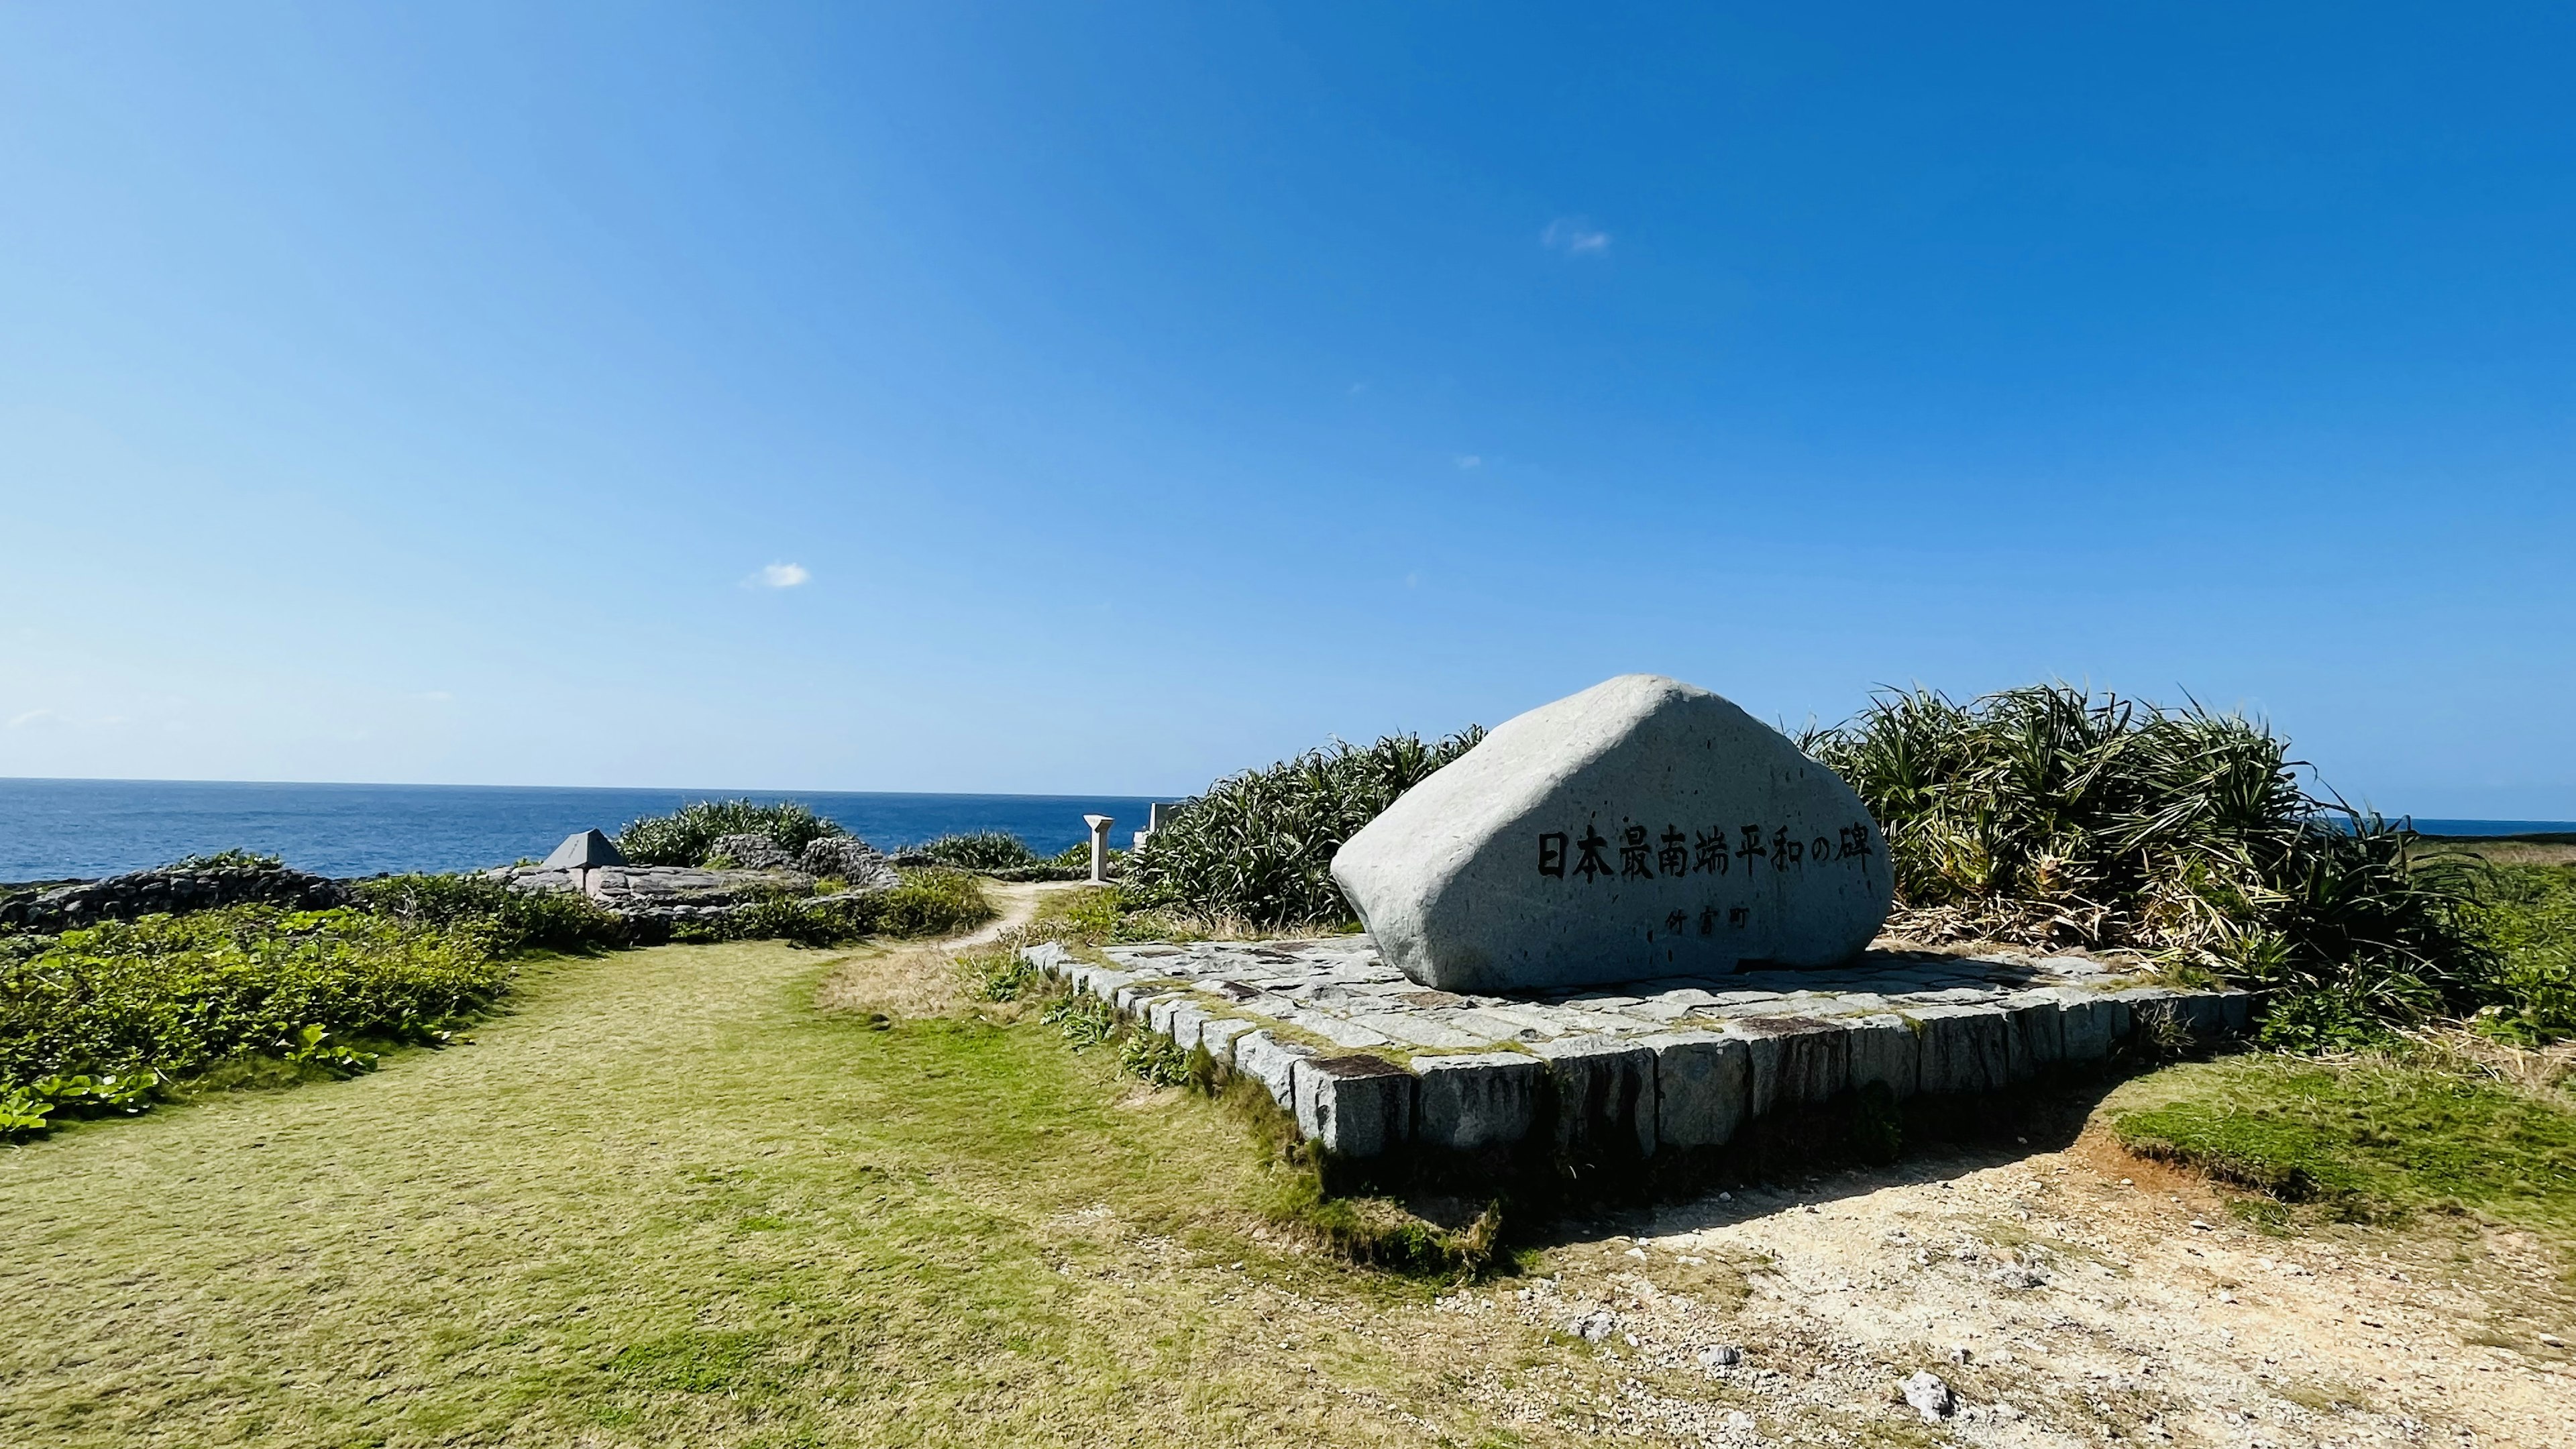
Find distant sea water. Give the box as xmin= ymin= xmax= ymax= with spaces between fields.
xmin=2407 ymin=819 xmax=2576 ymax=838
xmin=0 ymin=778 xmax=1168 ymax=883
xmin=2 ymin=778 xmax=2568 ymax=885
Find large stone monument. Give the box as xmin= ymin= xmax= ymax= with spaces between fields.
xmin=1331 ymin=674 xmax=1893 ymax=993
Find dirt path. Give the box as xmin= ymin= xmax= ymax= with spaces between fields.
xmin=1426 ymin=1132 xmax=2576 ymax=1447
xmin=949 ymin=878 xmax=1071 ymax=947
xmin=812 ymin=878 xmax=1072 ymax=1017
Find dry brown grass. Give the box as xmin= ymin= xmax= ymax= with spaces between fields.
xmin=2420 ymin=837 xmax=2576 ymax=868
xmin=2388 ymin=1023 xmax=2576 ymax=1096
xmin=812 ymin=879 xmax=1067 ymax=1019
xmin=810 ymin=938 xmax=978 ymax=1018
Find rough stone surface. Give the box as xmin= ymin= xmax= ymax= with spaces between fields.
xmin=1642 ymin=1032 xmax=1750 ymax=1150
xmin=1912 ymin=1004 xmax=2013 ymax=1095
xmin=2003 ymin=991 xmax=2066 ymax=1081
xmin=1737 ymin=1015 xmax=1851 ymax=1114
xmin=1843 ymin=1014 xmax=1921 ymax=1099
xmin=1532 ymin=1035 xmax=1658 ymax=1161
xmin=1332 ymin=674 xmax=1894 ymax=993
xmin=0 ymin=861 xmax=349 ymax=932
xmin=1566 ymin=1309 xmax=1619 ymax=1344
xmin=2050 ymin=988 xmax=2129 ymax=1063
xmin=1413 ymin=1053 xmax=1544 ymax=1151
xmin=1198 ymin=1017 xmax=1256 ymax=1066
xmin=799 ymin=835 xmax=901 ymax=891
xmin=1901 ymin=1370 xmax=1957 ymax=1422
xmin=1232 ymin=1030 xmax=1315 ymax=1110
xmin=1293 ymin=1054 xmax=1415 ymax=1159
xmin=708 ymin=833 xmax=798 ymax=870
xmin=1026 ymin=933 xmax=2247 ymax=1163
xmin=491 ymin=862 xmax=816 ymax=932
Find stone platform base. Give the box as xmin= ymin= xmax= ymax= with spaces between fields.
xmin=1016 ymin=936 xmax=2248 ymax=1165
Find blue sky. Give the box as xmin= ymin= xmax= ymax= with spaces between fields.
xmin=3 ymin=3 xmax=2570 ymax=814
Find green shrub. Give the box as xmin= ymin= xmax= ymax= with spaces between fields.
xmin=1125 ymin=727 xmax=1485 ymax=928
xmin=665 ymin=870 xmax=995 ymax=948
xmin=676 ymin=892 xmax=872 ymax=948
xmin=615 ymin=800 xmax=847 ymax=867
xmin=969 ymin=949 xmax=1044 ymax=1002
xmin=0 ymin=1085 xmax=50 ymax=1141
xmin=1055 ymin=888 xmax=1123 ymax=943
xmin=355 ymin=872 xmax=627 ymax=954
xmin=278 ymin=1024 xmax=381 ymax=1077
xmin=908 ymin=832 xmax=1040 ymax=871
xmin=2254 ymin=968 xmax=2430 ymax=1053
xmin=1108 ymin=683 xmax=2524 ymax=1044
xmin=1041 ymin=992 xmax=1116 ymax=1051
xmin=1804 ymin=685 xmax=2480 ymax=1026
xmin=1010 ymin=886 xmax=1201 ymax=948
xmin=2449 ymin=861 xmax=2576 ymax=1044
xmin=902 ymin=833 xmax=1094 ymax=882
xmin=1 ymin=1068 xmax=163 ymax=1139
xmin=1118 ymin=1029 xmax=1192 ymax=1087
xmin=865 ymin=869 xmax=996 ymax=938
xmin=0 ymin=905 xmax=511 ymax=1094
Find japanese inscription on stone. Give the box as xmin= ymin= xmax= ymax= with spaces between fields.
xmin=1535 ymin=814 xmax=1878 ymax=942
xmin=1540 ymin=818 xmax=1874 ymax=878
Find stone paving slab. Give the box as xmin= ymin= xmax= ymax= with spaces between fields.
xmin=1018 ymin=935 xmax=2249 ymax=1165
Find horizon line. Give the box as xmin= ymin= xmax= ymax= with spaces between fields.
xmin=0 ymin=774 xmax=1185 ymax=801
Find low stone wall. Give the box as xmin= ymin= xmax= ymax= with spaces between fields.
xmin=3 ymin=855 xmax=897 ymax=938
xmin=488 ymin=862 xmax=896 ymax=935
xmin=1018 ymin=936 xmax=2249 ymax=1170
xmin=0 ymin=863 xmax=351 ymax=932
xmin=493 ymin=863 xmax=793 ymax=926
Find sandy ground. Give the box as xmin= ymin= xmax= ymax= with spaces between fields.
xmin=819 ymin=894 xmax=2576 ymax=1446
xmin=1413 ymin=1134 xmax=2576 ymax=1448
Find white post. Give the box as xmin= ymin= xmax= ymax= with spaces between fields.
xmin=1083 ymin=814 xmax=1113 ymax=884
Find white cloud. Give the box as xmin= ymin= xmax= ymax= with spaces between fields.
xmin=1541 ymin=217 xmax=1611 ymax=256
xmin=1455 ymin=454 xmax=1483 ymax=470
xmin=748 ymin=562 xmax=810 ymax=590
xmin=6 ymin=708 xmax=56 ymax=728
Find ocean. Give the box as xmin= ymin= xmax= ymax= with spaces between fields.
xmin=2404 ymin=819 xmax=2576 ymax=838
xmin=1 ymin=777 xmax=2568 ymax=885
xmin=0 ymin=778 xmax=1167 ymax=883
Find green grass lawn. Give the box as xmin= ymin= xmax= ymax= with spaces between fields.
xmin=2104 ymin=1053 xmax=2576 ymax=1240
xmin=0 ymin=939 xmax=1597 ymax=1448
xmin=30 ymin=927 xmax=2576 ymax=1448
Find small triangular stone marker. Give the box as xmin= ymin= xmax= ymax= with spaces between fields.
xmin=541 ymin=828 xmax=627 ymax=870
